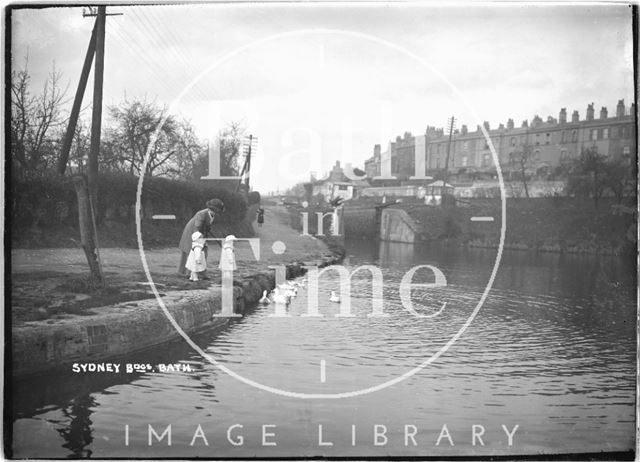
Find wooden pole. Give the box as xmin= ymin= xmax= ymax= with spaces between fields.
xmin=245 ymin=134 xmax=252 ymax=191
xmin=57 ymin=19 xmax=98 ymax=175
xmin=88 ymin=6 xmax=105 ymax=206
xmin=88 ymin=194 xmax=105 ymax=282
xmin=72 ymin=176 xmax=102 ymax=282
xmin=443 ymin=116 xmax=455 ymax=185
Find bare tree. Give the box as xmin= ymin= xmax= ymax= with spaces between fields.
xmin=566 ymin=145 xmax=608 ymax=209
xmin=68 ymin=117 xmax=91 ymax=172
xmin=170 ymin=117 xmax=207 ymax=180
xmin=10 ymin=60 xmax=69 ymax=177
xmin=218 ymin=120 xmax=245 ymax=177
xmin=104 ymin=96 xmax=181 ymax=177
xmin=512 ymin=142 xmax=533 ymax=198
xmin=603 ymin=157 xmax=634 ymax=205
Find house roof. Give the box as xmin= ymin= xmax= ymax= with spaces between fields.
xmin=426 ymin=180 xmax=454 ymax=188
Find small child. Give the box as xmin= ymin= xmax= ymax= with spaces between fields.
xmin=185 ymin=232 xmax=207 ymax=281
xmin=219 ymin=235 xmax=237 ymax=272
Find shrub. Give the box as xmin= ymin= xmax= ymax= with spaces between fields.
xmin=12 ymin=173 xmax=248 ymax=231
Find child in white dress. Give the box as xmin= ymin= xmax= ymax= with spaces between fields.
xmin=219 ymin=235 xmax=237 ymax=271
xmin=185 ymin=232 xmax=207 ymax=281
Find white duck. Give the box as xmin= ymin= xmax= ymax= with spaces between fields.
xmin=272 ymin=288 xmax=290 ymax=305
xmin=259 ymin=290 xmax=271 ymax=305
xmin=285 ymin=287 xmax=298 ymax=298
xmin=279 ymin=283 xmax=297 ymax=298
xmin=329 ymin=290 xmax=340 ymax=303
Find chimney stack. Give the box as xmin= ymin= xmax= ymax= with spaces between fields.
xmin=507 ymin=118 xmax=514 ymax=129
xmin=559 ymin=108 xmax=567 ymax=124
xmin=616 ymin=99 xmax=625 ymax=118
xmin=586 ymin=103 xmax=594 ymax=121
xmin=572 ymin=110 xmax=579 ymax=123
xmin=600 ymin=107 xmax=608 ymax=119
xmin=374 ymin=144 xmax=381 ymax=158
xmin=461 ymin=124 xmax=468 ymax=135
xmin=483 ymin=121 xmax=490 ymax=131
xmin=522 ymin=120 xmax=529 ymax=128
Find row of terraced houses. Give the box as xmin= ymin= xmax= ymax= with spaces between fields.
xmin=364 ymin=99 xmax=637 ymax=182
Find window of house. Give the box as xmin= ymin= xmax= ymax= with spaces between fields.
xmin=603 ymin=128 xmax=609 ymax=139
xmin=572 ymin=130 xmax=578 ymax=142
xmin=623 ymin=146 xmax=630 ymax=155
xmin=338 ymin=185 xmax=348 ymax=191
xmin=463 ymin=141 xmax=468 ymax=150
xmin=510 ymin=137 xmax=516 ymax=146
xmin=561 ymin=131 xmax=566 ymax=143
xmin=462 ymin=156 xmax=468 ymax=167
xmin=560 ymin=150 xmax=568 ymax=161
xmin=436 ymin=158 xmax=440 ymax=168
xmin=534 ymin=149 xmax=541 ymax=161
xmin=545 ymin=133 xmax=551 ymax=145
xmin=535 ymin=134 xmax=540 ymax=145
xmin=437 ymin=144 xmax=441 ymax=154
xmin=483 ymin=153 xmax=490 ymax=167
xmin=591 ymin=129 xmax=598 ymax=141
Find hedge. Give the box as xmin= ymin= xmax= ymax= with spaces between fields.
xmin=11 ymin=173 xmax=248 ymax=230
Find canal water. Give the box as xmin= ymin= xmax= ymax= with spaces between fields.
xmin=11 ymin=240 xmax=636 ymax=458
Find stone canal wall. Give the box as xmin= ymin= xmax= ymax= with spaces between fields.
xmin=379 ymin=208 xmax=422 ymax=243
xmin=12 ymin=247 xmax=344 ymax=378
xmin=343 ymin=206 xmax=376 ymax=238
xmin=342 ymin=197 xmax=634 ymax=255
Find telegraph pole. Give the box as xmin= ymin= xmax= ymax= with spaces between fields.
xmin=57 ymin=21 xmax=98 ymax=175
xmin=443 ymin=116 xmax=456 ymax=186
xmin=87 ymin=6 xmax=106 ymax=206
xmin=62 ymin=6 xmax=120 ymax=283
xmin=244 ymin=134 xmax=252 ymax=191
xmin=58 ymin=7 xmax=121 ymax=176
xmin=236 ymin=135 xmax=257 ymax=193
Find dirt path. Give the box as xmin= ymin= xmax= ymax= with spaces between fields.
xmin=12 ymin=206 xmax=324 ymax=275
xmin=10 ymin=206 xmax=332 ymax=322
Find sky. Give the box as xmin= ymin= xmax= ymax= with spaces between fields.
xmin=10 ymin=2 xmax=635 ymax=193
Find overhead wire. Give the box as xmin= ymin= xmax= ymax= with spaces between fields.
xmin=143 ymin=5 xmax=221 ymax=102
xmin=127 ymin=5 xmax=211 ymax=103
xmin=119 ymin=7 xmax=193 ymax=99
xmin=105 ymin=14 xmax=184 ymax=100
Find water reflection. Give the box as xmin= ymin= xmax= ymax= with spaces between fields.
xmin=57 ymin=394 xmax=96 ymax=458
xmin=11 ymin=240 xmax=636 ymax=458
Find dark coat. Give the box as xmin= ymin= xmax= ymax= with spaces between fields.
xmin=178 ymin=209 xmax=216 ymax=254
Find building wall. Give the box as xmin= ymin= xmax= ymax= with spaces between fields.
xmin=366 ymin=101 xmax=636 ymax=179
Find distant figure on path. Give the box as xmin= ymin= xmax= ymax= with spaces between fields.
xmin=257 ymin=207 xmax=265 ymax=227
xmin=185 ymin=232 xmax=207 ymax=281
xmin=178 ymin=198 xmax=225 ymax=276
